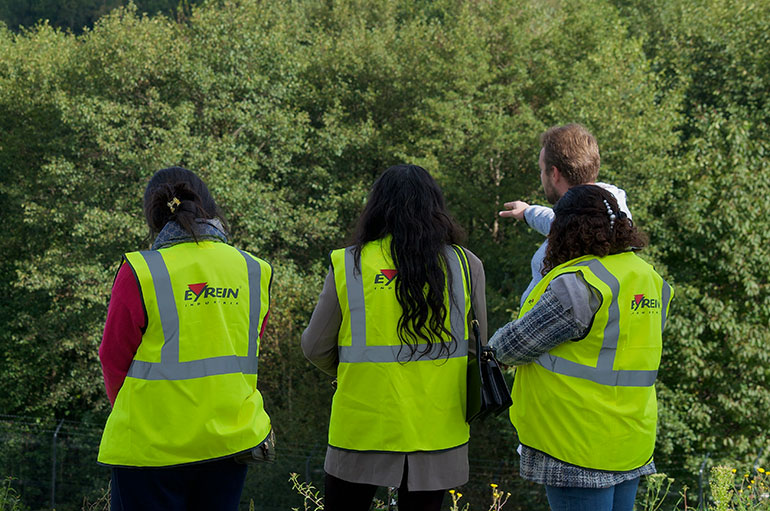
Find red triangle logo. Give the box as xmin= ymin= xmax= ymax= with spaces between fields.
xmin=188 ymin=282 xmax=208 ymax=296
xmin=380 ymin=269 xmax=398 ymax=281
xmin=634 ymin=294 xmax=644 ymax=305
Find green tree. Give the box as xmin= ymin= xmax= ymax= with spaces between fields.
xmin=2 ymin=0 xmax=770 ymax=509
xmin=611 ymin=0 xmax=770 ymax=484
xmin=0 ymin=0 xmax=202 ymax=33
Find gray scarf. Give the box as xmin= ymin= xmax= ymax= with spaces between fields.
xmin=151 ymin=218 xmax=228 ymax=250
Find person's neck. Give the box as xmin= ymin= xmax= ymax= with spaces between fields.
xmin=559 ymin=180 xmax=596 ymax=199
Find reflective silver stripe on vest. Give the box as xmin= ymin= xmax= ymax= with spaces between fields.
xmin=126 ymin=249 xmax=261 ymax=381
xmin=237 ymin=249 xmax=262 ymax=368
xmin=338 ymin=246 xmax=468 ymax=364
xmin=446 ymin=246 xmax=466 ymax=351
xmin=345 ymin=247 xmax=367 ymax=351
xmin=661 ymin=279 xmax=672 ymax=334
xmin=128 ymin=355 xmax=260 ymax=381
xmin=534 ymin=259 xmax=659 ymax=387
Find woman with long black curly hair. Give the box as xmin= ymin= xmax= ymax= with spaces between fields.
xmin=490 ymin=184 xmax=673 ymax=511
xmin=302 ymin=164 xmax=487 ymax=511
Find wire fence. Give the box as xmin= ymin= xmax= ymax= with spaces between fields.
xmin=0 ymin=415 xmax=107 ymax=510
xmin=0 ymin=414 xmax=763 ymax=511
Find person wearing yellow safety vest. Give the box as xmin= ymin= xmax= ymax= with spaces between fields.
xmin=489 ymin=185 xmax=673 ymax=511
xmin=97 ymin=167 xmax=274 ymax=511
xmin=302 ymin=164 xmax=488 ymax=511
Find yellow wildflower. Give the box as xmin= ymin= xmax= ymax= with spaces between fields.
xmin=449 ymin=489 xmax=455 ymax=495
xmin=732 ymin=468 xmax=737 ymax=473
xmin=490 ymin=483 xmax=498 ymax=488
xmin=759 ymin=467 xmax=766 ymax=474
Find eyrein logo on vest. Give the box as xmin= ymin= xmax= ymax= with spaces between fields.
xmin=631 ymin=293 xmax=661 ymax=314
xmin=373 ymin=269 xmax=397 ymax=290
xmin=183 ymin=282 xmax=240 ymax=306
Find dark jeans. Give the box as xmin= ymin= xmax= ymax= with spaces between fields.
xmin=324 ymin=462 xmax=445 ymax=511
xmin=111 ymin=458 xmax=248 ymax=511
xmin=545 ymin=477 xmax=641 ymax=511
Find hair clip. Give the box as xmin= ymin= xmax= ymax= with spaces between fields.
xmin=167 ymin=197 xmax=181 ymax=213
xmin=602 ymin=199 xmax=616 ymax=230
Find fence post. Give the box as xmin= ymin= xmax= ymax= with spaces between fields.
xmin=304 ymin=443 xmax=320 ymax=484
xmin=698 ymin=452 xmax=711 ymax=511
xmin=50 ymin=419 xmax=64 ymax=511
xmin=495 ymin=459 xmax=506 ymax=484
xmin=752 ymin=447 xmax=765 ymax=475
xmin=386 ymin=487 xmax=397 ymax=511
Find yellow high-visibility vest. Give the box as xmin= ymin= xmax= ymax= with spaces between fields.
xmin=328 ymin=237 xmax=472 ymax=452
xmin=512 ymin=252 xmax=673 ymax=471
xmin=98 ymin=241 xmax=272 ymax=467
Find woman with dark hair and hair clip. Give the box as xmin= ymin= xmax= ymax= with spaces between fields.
xmin=302 ymin=164 xmax=487 ymax=511
xmin=490 ymin=185 xmax=674 ymax=511
xmin=97 ymin=167 xmax=274 ymax=511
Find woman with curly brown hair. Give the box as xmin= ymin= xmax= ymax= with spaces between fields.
xmin=490 ymin=184 xmax=673 ymax=511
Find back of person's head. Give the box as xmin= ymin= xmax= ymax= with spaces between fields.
xmin=143 ymin=166 xmax=228 ymax=240
xmin=352 ymin=164 xmax=465 ymax=358
xmin=542 ymin=184 xmax=646 ymax=274
xmin=540 ymin=123 xmax=600 ymax=185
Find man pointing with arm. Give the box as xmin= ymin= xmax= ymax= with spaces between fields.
xmin=500 ymin=123 xmax=632 ymax=306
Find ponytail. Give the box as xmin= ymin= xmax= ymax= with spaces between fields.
xmin=143 ymin=167 xmax=228 ymax=241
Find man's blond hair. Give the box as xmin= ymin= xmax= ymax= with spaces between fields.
xmin=540 ymin=123 xmax=600 ymax=185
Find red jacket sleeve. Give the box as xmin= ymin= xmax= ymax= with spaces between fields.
xmin=99 ymin=262 xmax=146 ymax=406
xmin=260 ymin=310 xmax=270 ymax=338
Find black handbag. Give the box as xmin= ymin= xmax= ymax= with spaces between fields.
xmin=448 ymin=245 xmax=511 ymax=422
xmin=466 ymin=318 xmax=513 ymax=422
xmin=233 ymin=429 xmax=276 ymax=465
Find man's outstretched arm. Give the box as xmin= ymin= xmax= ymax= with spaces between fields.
xmin=500 ymin=200 xmax=555 ymax=237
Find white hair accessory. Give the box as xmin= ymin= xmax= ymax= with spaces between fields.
xmin=602 ymin=199 xmax=616 ymax=230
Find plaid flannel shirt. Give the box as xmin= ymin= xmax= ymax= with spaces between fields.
xmin=489 ymin=283 xmax=656 ymax=488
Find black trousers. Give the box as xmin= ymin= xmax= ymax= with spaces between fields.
xmin=111 ymin=458 xmax=247 ymax=511
xmin=324 ymin=461 xmax=446 ymax=511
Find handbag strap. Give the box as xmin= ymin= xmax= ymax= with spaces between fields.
xmin=449 ymin=245 xmax=482 ymax=356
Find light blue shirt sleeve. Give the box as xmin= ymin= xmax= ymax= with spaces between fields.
xmin=523 ymin=205 xmax=555 ymax=237
xmin=518 ymin=183 xmax=631 ymax=308
xmin=520 ymin=241 xmax=547 ymax=308
xmin=519 ymin=205 xmax=554 ymax=307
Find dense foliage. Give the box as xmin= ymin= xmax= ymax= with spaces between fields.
xmin=0 ymin=0 xmax=203 ymax=33
xmin=1 ymin=0 xmax=768 ymax=508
